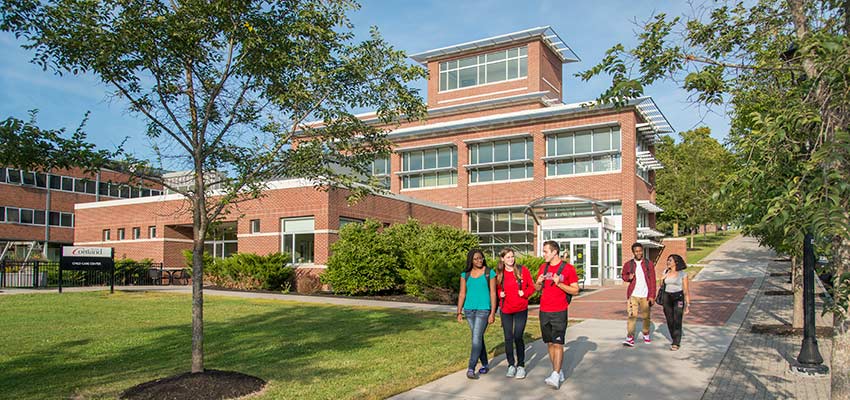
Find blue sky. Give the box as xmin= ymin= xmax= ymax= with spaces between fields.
xmin=0 ymin=0 xmax=730 ymax=163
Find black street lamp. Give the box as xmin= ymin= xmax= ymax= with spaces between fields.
xmin=791 ymin=233 xmax=828 ymax=375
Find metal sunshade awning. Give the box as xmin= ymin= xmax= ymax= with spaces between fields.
xmin=524 ymin=195 xmax=610 ymax=224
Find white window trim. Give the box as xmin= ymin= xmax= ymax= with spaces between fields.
xmin=399 ymin=184 xmax=458 ymax=192
xmin=468 ymin=177 xmax=534 ymax=187
xmin=544 ymin=169 xmax=622 ymax=180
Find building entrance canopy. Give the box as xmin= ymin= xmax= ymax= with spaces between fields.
xmin=524 ymin=195 xmax=610 ymax=224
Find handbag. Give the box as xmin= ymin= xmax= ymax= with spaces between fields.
xmin=655 ymin=270 xmax=667 ymax=304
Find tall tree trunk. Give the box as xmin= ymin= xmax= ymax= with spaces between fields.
xmin=690 ymin=229 xmax=695 ymax=249
xmin=191 ymin=195 xmax=207 ymax=373
xmin=792 ymin=255 xmax=804 ymax=328
xmin=832 ymin=235 xmax=850 ymax=399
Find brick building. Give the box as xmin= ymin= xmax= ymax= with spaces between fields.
xmin=0 ymin=166 xmax=162 ymax=261
xmin=71 ymin=26 xmax=681 ymax=289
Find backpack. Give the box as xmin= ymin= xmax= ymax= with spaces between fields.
xmin=545 ymin=261 xmax=573 ymax=304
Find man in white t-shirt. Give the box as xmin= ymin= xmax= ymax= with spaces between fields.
xmin=621 ymin=243 xmax=656 ymax=346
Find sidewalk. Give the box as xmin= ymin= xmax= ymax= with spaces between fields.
xmin=391 ymin=235 xmax=775 ymax=400
xmin=701 ymin=259 xmax=832 ymax=399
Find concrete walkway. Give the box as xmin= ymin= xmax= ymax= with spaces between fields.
xmin=391 ymin=234 xmax=774 ymax=400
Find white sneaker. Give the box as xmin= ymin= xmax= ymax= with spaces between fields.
xmin=559 ymin=370 xmax=565 ymax=382
xmin=544 ymin=371 xmax=561 ymax=389
xmin=515 ymin=366 xmax=527 ymax=379
xmin=506 ymin=365 xmax=517 ymax=378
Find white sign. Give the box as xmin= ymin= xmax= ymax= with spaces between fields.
xmin=62 ymin=246 xmax=113 ymax=258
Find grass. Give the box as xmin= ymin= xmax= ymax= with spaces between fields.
xmin=0 ymin=291 xmax=540 ymax=400
xmin=685 ymin=230 xmax=740 ymax=265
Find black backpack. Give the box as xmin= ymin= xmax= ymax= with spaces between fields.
xmin=545 ymin=261 xmax=573 ymax=304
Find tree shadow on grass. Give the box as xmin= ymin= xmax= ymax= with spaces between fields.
xmin=0 ymin=302 xmax=449 ymax=399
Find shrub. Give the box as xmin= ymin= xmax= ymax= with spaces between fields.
xmin=114 ymin=258 xmax=153 ymax=285
xmin=322 ymin=220 xmax=401 ymax=295
xmin=182 ymin=251 xmax=293 ymax=291
xmin=401 ymin=224 xmax=479 ymax=299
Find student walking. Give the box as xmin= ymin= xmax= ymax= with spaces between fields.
xmin=621 ymin=242 xmax=657 ymax=347
xmin=661 ymin=254 xmax=691 ymax=350
xmin=457 ymin=248 xmax=497 ymax=379
xmin=496 ymin=248 xmax=535 ymax=379
xmin=534 ymin=241 xmax=580 ymax=389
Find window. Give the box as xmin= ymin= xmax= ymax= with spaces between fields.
xmin=0 ymin=169 xmax=5 ymax=183
xmin=49 ymin=211 xmax=60 ymax=226
xmin=60 ymin=213 xmax=72 ymax=227
xmin=149 ymin=226 xmax=157 ymax=238
xmin=400 ymin=146 xmax=457 ymax=189
xmin=371 ymin=156 xmax=391 ymax=188
xmin=468 ymin=137 xmax=534 ymax=183
xmin=132 ymin=227 xmax=141 ymax=239
xmin=61 ymin=176 xmax=74 ymax=191
xmin=638 ymin=209 xmax=649 ymax=228
xmin=6 ymin=207 xmax=19 ymax=223
xmin=250 ymin=219 xmax=261 ymax=234
xmin=34 ymin=210 xmax=45 ymax=225
xmin=205 ymin=223 xmax=238 ymax=258
xmin=339 ymin=217 xmax=363 ymax=229
xmin=22 ymin=171 xmax=36 ymax=186
xmin=440 ymin=46 xmax=528 ymax=91
xmin=19 ymin=208 xmax=34 ymax=224
xmin=49 ymin=175 xmax=61 ymax=189
xmin=7 ymin=169 xmax=21 ymax=184
xmin=35 ymin=173 xmax=47 ymax=188
xmin=546 ymin=126 xmax=622 ymax=177
xmin=117 ymin=228 xmax=125 ymax=240
xmin=103 ymin=229 xmax=111 ymax=241
xmin=469 ymin=208 xmax=534 ymax=256
xmin=0 ymin=206 xmax=4 ymax=222
xmin=281 ymin=217 xmax=315 ymax=264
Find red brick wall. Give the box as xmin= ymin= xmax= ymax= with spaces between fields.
xmin=655 ymin=238 xmax=688 ymax=276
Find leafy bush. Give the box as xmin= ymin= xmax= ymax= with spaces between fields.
xmin=114 ymin=258 xmax=153 ymax=285
xmin=322 ymin=220 xmax=401 ymax=295
xmin=182 ymin=251 xmax=293 ymax=291
xmin=401 ymin=224 xmax=479 ymax=300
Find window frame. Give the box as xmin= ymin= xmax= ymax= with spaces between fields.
xmin=439 ymin=46 xmax=528 ymax=92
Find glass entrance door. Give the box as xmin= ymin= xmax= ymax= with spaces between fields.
xmin=552 ymin=239 xmax=596 ymax=285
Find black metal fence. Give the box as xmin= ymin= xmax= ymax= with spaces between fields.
xmin=0 ymin=260 xmax=185 ymax=288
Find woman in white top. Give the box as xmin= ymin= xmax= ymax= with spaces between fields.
xmin=661 ymin=254 xmax=690 ymax=351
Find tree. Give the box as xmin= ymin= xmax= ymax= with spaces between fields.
xmin=578 ymin=1 xmax=850 ymax=396
xmin=1 ymin=111 xmax=118 ymax=174
xmin=655 ymin=127 xmax=734 ymax=246
xmin=1 ymin=0 xmax=427 ymax=374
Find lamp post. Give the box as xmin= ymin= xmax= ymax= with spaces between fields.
xmin=791 ymin=233 xmax=828 ymax=375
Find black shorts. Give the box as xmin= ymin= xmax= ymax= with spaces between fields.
xmin=540 ymin=310 xmax=568 ymax=344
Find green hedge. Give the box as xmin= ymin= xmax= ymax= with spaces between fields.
xmin=183 ymin=251 xmax=294 ymax=291
xmin=322 ymin=218 xmax=479 ymax=298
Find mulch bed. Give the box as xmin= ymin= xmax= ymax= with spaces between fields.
xmin=121 ymin=370 xmax=265 ymax=400
xmin=770 ymin=272 xmax=791 ymax=277
xmin=750 ymin=324 xmax=833 ymax=338
xmin=763 ymin=290 xmax=794 ymax=296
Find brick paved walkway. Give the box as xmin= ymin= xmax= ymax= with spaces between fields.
xmin=701 ymin=260 xmax=833 ymax=400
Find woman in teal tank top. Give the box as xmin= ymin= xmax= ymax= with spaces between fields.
xmin=456 ymin=249 xmax=496 ymax=379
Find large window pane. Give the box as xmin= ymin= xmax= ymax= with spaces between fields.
xmin=493 ymin=141 xmax=509 ymax=162
xmin=423 ymin=149 xmax=437 ymax=169
xmin=35 ymin=173 xmax=47 ymax=188
xmin=437 ymin=171 xmax=452 ymax=186
xmin=612 ymin=129 xmax=621 ymax=149
xmin=7 ymin=208 xmax=19 ymax=223
xmin=478 ymin=168 xmax=492 ymax=182
xmin=575 ymin=131 xmax=592 ymax=153
xmin=510 ymin=211 xmax=526 ymax=232
xmin=283 ymin=217 xmax=315 ymax=232
xmin=593 ymin=128 xmax=611 ymax=151
xmin=60 ymin=213 xmax=73 ymax=227
xmin=557 ymin=160 xmax=574 ymax=175
xmin=510 ymin=140 xmax=525 ymax=161
xmin=509 ymin=164 xmax=526 ymax=180
xmin=486 ymin=61 xmax=506 ymax=83
xmin=493 ymin=166 xmax=509 ymax=181
xmin=49 ymin=211 xmax=60 ymax=226
xmin=478 ymin=143 xmax=493 ymax=163
xmin=519 ymin=57 xmax=527 ymax=77
xmin=49 ymin=175 xmax=61 ymax=189
xmin=508 ymin=58 xmax=519 ymax=79
xmin=408 ymin=174 xmax=421 ymax=188
xmin=478 ymin=212 xmax=493 ymax=233
xmin=557 ymin=135 xmax=573 ymax=155
xmin=459 ymin=67 xmax=477 ymax=88
xmin=593 ymin=156 xmax=612 ymax=172
xmin=438 ymin=148 xmax=452 ymax=168
xmin=20 ymin=209 xmax=34 ymax=224
xmin=422 ymin=173 xmax=437 ymax=187
xmin=447 ymin=70 xmax=458 ymax=90
xmin=469 ymin=145 xmax=478 ymax=164
xmin=22 ymin=171 xmax=35 ymax=185
xmin=575 ymin=157 xmax=593 ymax=174
xmin=409 ymin=152 xmax=422 ymax=171
xmin=34 ymin=210 xmax=45 ymax=225
xmin=469 ymin=213 xmax=478 ymax=232
xmin=62 ymin=177 xmax=74 ymax=191
xmin=494 ymin=212 xmax=510 ymax=232
xmin=8 ymin=169 xmax=21 ymax=184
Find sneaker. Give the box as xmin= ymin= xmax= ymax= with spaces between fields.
xmin=623 ymin=335 xmax=635 ymax=347
xmin=466 ymin=369 xmax=477 ymax=379
xmin=478 ymin=365 xmax=489 ymax=375
xmin=515 ymin=366 xmax=527 ymax=379
xmin=544 ymin=371 xmax=561 ymax=389
xmin=559 ymin=370 xmax=565 ymax=382
xmin=506 ymin=365 xmax=517 ymax=378
xmin=643 ymin=334 xmax=652 ymax=344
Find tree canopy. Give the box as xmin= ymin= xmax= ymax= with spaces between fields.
xmin=1 ymin=0 xmax=427 ymax=373
xmin=578 ymin=0 xmax=849 ymax=394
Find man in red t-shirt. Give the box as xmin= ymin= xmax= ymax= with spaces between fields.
xmin=534 ymin=240 xmax=579 ymax=390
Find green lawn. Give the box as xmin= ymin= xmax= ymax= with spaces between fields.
xmin=686 ymin=230 xmax=740 ymax=265
xmin=0 ymin=291 xmax=539 ymax=400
